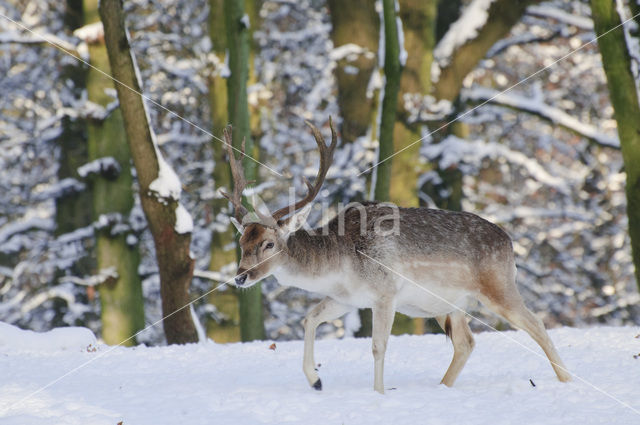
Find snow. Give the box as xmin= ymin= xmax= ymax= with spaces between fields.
xmin=72 ymin=22 xmax=104 ymax=44
xmin=0 ymin=31 xmax=77 ymax=54
xmin=404 ymin=94 xmax=453 ymax=123
xmin=220 ymin=49 xmax=231 ymax=78
xmin=329 ymin=43 xmax=374 ymax=62
xmin=240 ymin=13 xmax=251 ymax=30
xmin=190 ymin=304 xmax=207 ymax=342
xmin=463 ymin=86 xmax=620 ymax=149
xmin=77 ymin=157 xmax=121 ymax=179
xmin=526 ymin=4 xmax=594 ymax=31
xmin=395 ymin=3 xmax=407 ymax=67
xmin=59 ymin=267 xmax=118 ymax=287
xmin=174 ymin=203 xmax=194 ymax=234
xmin=0 ymin=322 xmax=96 ymax=353
xmin=433 ymin=0 xmax=496 ymax=67
xmin=126 ymin=27 xmax=183 ymax=202
xmin=422 ymin=134 xmax=572 ymax=195
xmin=78 ymin=98 xmax=120 ymax=120
xmin=155 ymin=130 xmax=210 ymax=146
xmin=30 ymin=178 xmax=85 ymax=201
xmin=0 ymin=325 xmax=639 ymax=424
xmin=0 ymin=217 xmax=55 ymax=247
xmin=147 ymin=142 xmax=184 ymax=201
xmin=430 ymin=60 xmax=441 ymax=84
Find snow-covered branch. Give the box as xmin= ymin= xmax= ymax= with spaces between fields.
xmin=0 ymin=31 xmax=78 ymax=53
xmin=486 ymin=29 xmax=562 ymax=58
xmin=462 ymin=86 xmax=620 ymax=149
xmin=433 ymin=0 xmax=496 ymax=68
xmin=422 ymin=134 xmax=573 ymax=195
xmin=31 ymin=178 xmax=86 ymax=201
xmin=193 ymin=269 xmax=227 ymax=283
xmin=77 ymin=157 xmax=122 ymax=180
xmin=432 ymin=0 xmax=535 ymax=101
xmin=59 ymin=267 xmax=119 ymax=287
xmin=0 ymin=217 xmax=55 ymax=246
xmin=526 ymin=4 xmax=594 ymax=31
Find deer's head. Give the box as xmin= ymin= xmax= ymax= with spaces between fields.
xmin=221 ymin=119 xmax=337 ymax=287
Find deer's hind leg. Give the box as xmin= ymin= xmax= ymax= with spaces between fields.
xmin=478 ymin=267 xmax=571 ymax=383
xmin=302 ymin=297 xmax=352 ymax=390
xmin=436 ymin=311 xmax=475 ymax=387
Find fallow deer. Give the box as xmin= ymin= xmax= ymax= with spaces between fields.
xmin=221 ymin=119 xmax=571 ymax=394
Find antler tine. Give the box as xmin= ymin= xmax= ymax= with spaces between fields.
xmin=271 ymin=117 xmax=337 ymax=221
xmin=220 ymin=125 xmax=249 ymax=221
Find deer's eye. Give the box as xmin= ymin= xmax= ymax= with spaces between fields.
xmin=265 ymin=242 xmax=274 ymax=249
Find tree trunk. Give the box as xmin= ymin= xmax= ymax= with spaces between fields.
xmin=58 ymin=1 xmax=92 ymax=239
xmin=99 ymin=0 xmax=198 ymax=344
xmin=373 ymin=0 xmax=403 ymax=202
xmin=388 ymin=0 xmax=438 ymax=334
xmin=54 ymin=117 xmax=92 ymax=239
xmin=421 ymin=0 xmax=536 ymax=210
xmin=327 ymin=0 xmax=380 ymax=144
xmin=207 ymin=0 xmax=241 ymax=342
xmin=433 ymin=0 xmax=537 ymax=101
xmin=64 ymin=0 xmax=84 ymax=30
xmin=225 ymin=0 xmax=265 ymax=341
xmin=51 ymin=0 xmax=95 ymax=319
xmin=329 ymin=0 xmax=381 ymax=337
xmin=590 ymin=0 xmax=640 ymax=291
xmin=388 ymin=0 xmax=437 ymax=208
xmin=83 ymin=0 xmax=144 ymax=346
xmin=370 ymin=0 xmax=427 ymax=336
xmin=435 ymin=0 xmax=461 ymax=43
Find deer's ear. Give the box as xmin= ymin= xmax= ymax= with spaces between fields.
xmin=230 ymin=217 xmax=244 ymax=234
xmin=278 ymin=204 xmax=312 ymax=238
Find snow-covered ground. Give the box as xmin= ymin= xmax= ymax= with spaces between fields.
xmin=0 ymin=324 xmax=638 ymax=425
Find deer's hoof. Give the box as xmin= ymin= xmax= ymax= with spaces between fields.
xmin=312 ymin=379 xmax=322 ymax=391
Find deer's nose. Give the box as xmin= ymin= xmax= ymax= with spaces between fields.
xmin=236 ymin=273 xmax=247 ymax=286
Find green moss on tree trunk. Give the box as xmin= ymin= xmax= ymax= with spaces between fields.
xmin=591 ymin=0 xmax=640 ymax=291
xmin=58 ymin=1 xmax=91 ymax=239
xmin=328 ymin=0 xmax=380 ymax=144
xmin=388 ymin=0 xmax=436 ymax=208
xmin=225 ymin=0 xmax=265 ymax=342
xmin=82 ymin=0 xmax=145 ymax=345
xmin=374 ymin=0 xmax=403 ymax=202
xmin=207 ymin=0 xmax=241 ymax=342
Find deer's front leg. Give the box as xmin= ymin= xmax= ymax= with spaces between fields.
xmin=302 ymin=297 xmax=351 ymax=391
xmin=372 ymin=301 xmax=396 ymax=394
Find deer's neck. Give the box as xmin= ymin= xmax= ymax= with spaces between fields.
xmin=285 ymin=230 xmax=342 ymax=274
xmin=272 ymin=229 xmax=345 ymax=289
xmin=270 ymin=230 xmax=347 ymax=294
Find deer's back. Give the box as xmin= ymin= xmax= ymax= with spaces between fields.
xmin=329 ymin=203 xmax=513 ymax=266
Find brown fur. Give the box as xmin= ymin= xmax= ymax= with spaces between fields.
xmin=240 ymin=223 xmax=267 ymax=250
xmin=444 ymin=315 xmax=452 ymax=339
xmin=279 ymin=203 xmax=514 ymax=281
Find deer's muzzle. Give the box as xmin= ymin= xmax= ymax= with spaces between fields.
xmin=235 ymin=268 xmax=248 ymax=286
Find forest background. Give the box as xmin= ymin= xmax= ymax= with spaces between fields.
xmin=1 ymin=0 xmax=639 ymax=346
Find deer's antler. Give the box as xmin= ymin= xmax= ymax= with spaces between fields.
xmin=220 ymin=126 xmax=249 ymax=222
xmin=271 ymin=117 xmax=337 ymax=221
